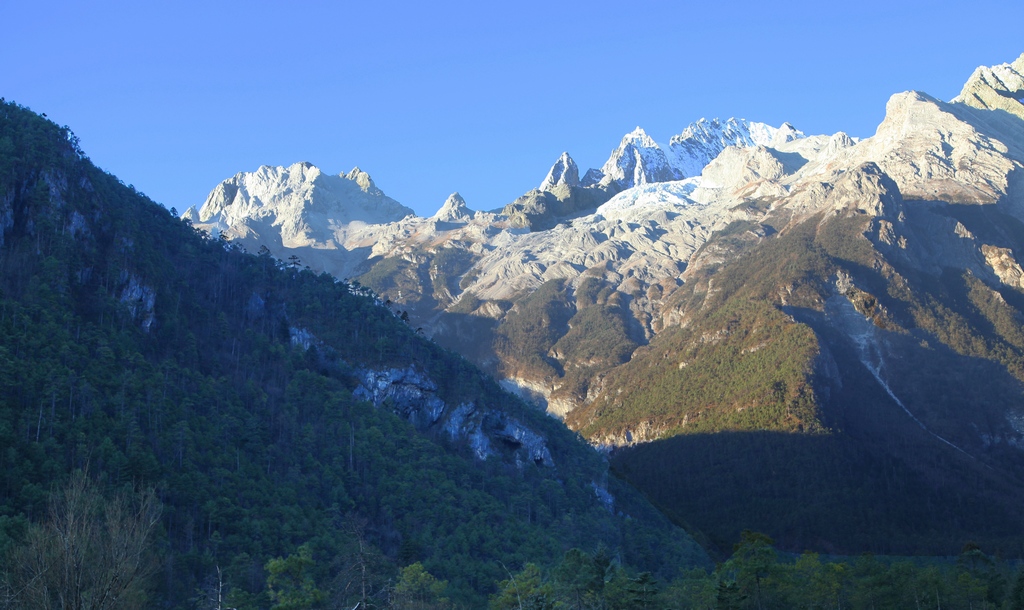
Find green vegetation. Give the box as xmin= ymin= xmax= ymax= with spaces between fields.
xmin=6 ymin=469 xmax=1018 ymax=610
xmin=568 ymin=298 xmax=823 ymax=440
xmin=358 ymin=255 xmax=424 ymax=305
xmin=0 ymin=100 xmax=706 ymax=608
xmin=560 ymin=278 xmax=641 ymax=368
xmin=581 ymin=209 xmax=1024 ymax=556
xmin=494 ymin=280 xmax=573 ymax=380
xmin=569 ymin=224 xmax=837 ymax=440
xmin=429 ymin=247 xmax=477 ymax=307
xmin=549 ymin=277 xmax=642 ymax=403
xmin=489 ymin=534 xmax=1021 ymax=610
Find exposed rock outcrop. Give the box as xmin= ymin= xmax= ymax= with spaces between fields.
xmin=834 ymin=91 xmax=1023 ymax=207
xmin=982 ymin=244 xmax=1024 ymax=290
xmin=353 ymin=366 xmax=554 ymax=466
xmin=539 ymin=152 xmax=580 ymax=191
xmin=955 ymin=53 xmax=1024 ymax=121
xmin=597 ymin=127 xmax=681 ymax=189
xmin=117 ymin=271 xmax=156 ymax=332
xmin=433 ymin=192 xmax=473 ymax=223
xmin=192 ymin=162 xmax=413 ymax=248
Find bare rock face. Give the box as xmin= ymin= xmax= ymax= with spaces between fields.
xmin=823 ymin=162 xmax=903 ymax=218
xmin=954 ymin=53 xmax=1024 ymax=121
xmin=433 ymin=192 xmax=473 ymax=223
xmin=539 ymin=152 xmax=580 ymax=191
xmin=598 ymin=127 xmax=681 ymax=189
xmin=352 ymin=366 xmax=554 ymax=466
xmin=117 ymin=271 xmax=156 ymax=332
xmin=192 ymin=162 xmax=413 ymax=248
xmin=691 ymin=145 xmax=790 ymax=204
xmin=982 ymin=244 xmax=1024 ymax=290
xmin=501 ymin=186 xmax=611 ymax=231
xmin=813 ymin=91 xmax=1024 ymax=210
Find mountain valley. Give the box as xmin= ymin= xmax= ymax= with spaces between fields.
xmin=4 ymin=49 xmax=1024 ymax=608
xmin=187 ymin=53 xmax=1024 ymax=556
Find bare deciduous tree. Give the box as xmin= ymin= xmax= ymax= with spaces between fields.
xmin=1 ymin=472 xmax=161 ymax=610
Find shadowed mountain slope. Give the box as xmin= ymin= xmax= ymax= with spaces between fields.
xmin=0 ymin=101 xmax=706 ymax=607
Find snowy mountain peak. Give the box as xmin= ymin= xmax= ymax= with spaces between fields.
xmin=598 ymin=126 xmax=680 ymax=189
xmin=434 ymin=192 xmax=474 ymax=222
xmin=539 ymin=152 xmax=580 ymax=191
xmin=624 ymin=126 xmax=657 ymax=146
xmin=343 ymin=166 xmax=382 ymax=195
xmin=954 ymin=53 xmax=1024 ymax=121
xmin=193 ymin=162 xmax=413 ymax=248
xmin=772 ymin=122 xmax=803 ymax=145
xmin=581 ymin=119 xmax=805 ymax=192
xmin=667 ymin=118 xmax=804 ymax=178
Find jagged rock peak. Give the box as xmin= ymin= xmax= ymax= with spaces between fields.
xmin=195 ymin=161 xmax=414 ymax=242
xmin=539 ymin=152 xmax=580 ymax=191
xmin=667 ymin=118 xmax=805 ymax=178
xmin=954 ymin=53 xmax=1024 ymax=121
xmin=580 ymin=167 xmax=605 ymax=187
xmin=343 ymin=166 xmax=381 ymax=195
xmin=598 ymin=127 xmax=680 ymax=189
xmin=771 ymin=122 xmax=804 ymax=145
xmin=623 ymin=126 xmax=658 ymax=146
xmin=434 ymin=192 xmax=474 ymax=222
xmin=180 ymin=206 xmax=200 ymax=222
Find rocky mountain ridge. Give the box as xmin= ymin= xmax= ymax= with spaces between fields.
xmin=180 ymin=53 xmax=1024 ymax=555
xmin=189 ymin=52 xmax=1024 ymax=447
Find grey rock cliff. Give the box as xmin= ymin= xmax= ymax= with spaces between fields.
xmin=954 ymin=53 xmax=1024 ymax=121
xmin=352 ymin=366 xmax=554 ymax=466
xmin=539 ymin=152 xmax=581 ymax=191
xmin=433 ymin=192 xmax=473 ymax=223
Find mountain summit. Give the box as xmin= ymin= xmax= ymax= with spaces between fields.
xmin=577 ymin=119 xmax=804 ymax=191
xmin=433 ymin=191 xmax=473 ymax=222
xmin=667 ymin=117 xmax=803 ymax=177
xmin=187 ymin=161 xmax=413 ymax=247
xmin=593 ymin=127 xmax=681 ymax=189
xmin=180 ymin=52 xmax=1024 ymax=555
xmin=954 ymin=52 xmax=1024 ymax=120
xmin=539 ymin=152 xmax=580 ymax=191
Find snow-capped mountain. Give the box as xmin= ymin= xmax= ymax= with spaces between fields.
xmin=178 ymin=51 xmax=1024 ymax=558
xmin=667 ymin=117 xmax=804 ymax=178
xmin=538 ymin=152 xmax=580 ymax=191
xmin=185 ymin=116 xmax=820 ymax=317
xmin=433 ymin=192 xmax=474 ymax=222
xmin=186 ymin=162 xmax=413 ymax=248
xmin=186 ymin=52 xmax=1024 ymax=436
xmin=590 ymin=127 xmax=682 ymax=189
xmin=576 ymin=119 xmax=804 ymax=192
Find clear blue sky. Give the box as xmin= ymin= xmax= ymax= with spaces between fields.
xmin=2 ymin=0 xmax=1023 ymax=216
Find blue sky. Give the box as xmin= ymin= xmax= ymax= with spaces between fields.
xmin=3 ymin=0 xmax=1023 ymax=216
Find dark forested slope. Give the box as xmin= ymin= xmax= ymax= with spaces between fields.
xmin=0 ymin=101 xmax=705 ymax=608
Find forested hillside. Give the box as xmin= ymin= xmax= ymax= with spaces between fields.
xmin=0 ymin=101 xmax=706 ymax=608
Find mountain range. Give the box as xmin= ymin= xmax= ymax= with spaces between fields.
xmin=0 ymin=98 xmax=707 ymax=607
xmin=185 ymin=53 xmax=1024 ymax=556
